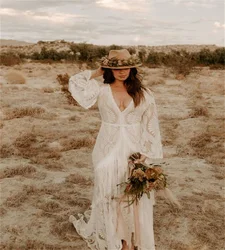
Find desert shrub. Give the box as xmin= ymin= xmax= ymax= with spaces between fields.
xmin=138 ymin=48 xmax=147 ymax=62
xmin=127 ymin=47 xmax=136 ymax=55
xmin=108 ymin=44 xmax=123 ymax=50
xmin=31 ymin=47 xmax=75 ymax=61
xmin=70 ymin=43 xmax=108 ymax=62
xmin=37 ymin=40 xmax=47 ymax=44
xmin=4 ymin=106 xmax=45 ymax=120
xmin=196 ymin=48 xmax=224 ymax=66
xmin=0 ymin=52 xmax=22 ymax=66
xmin=144 ymin=48 xmax=224 ymax=69
xmin=146 ymin=51 xmax=167 ymax=65
xmin=209 ymin=64 xmax=225 ymax=70
xmin=164 ymin=50 xmax=196 ymax=76
xmin=70 ymin=43 xmax=124 ymax=63
xmin=56 ymin=73 xmax=78 ymax=105
xmin=5 ymin=70 xmax=26 ymax=84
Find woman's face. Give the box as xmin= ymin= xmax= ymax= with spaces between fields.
xmin=112 ymin=68 xmax=131 ymax=81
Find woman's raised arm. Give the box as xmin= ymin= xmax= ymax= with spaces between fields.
xmin=68 ymin=67 xmax=104 ymax=110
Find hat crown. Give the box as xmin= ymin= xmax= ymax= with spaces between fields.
xmin=108 ymin=49 xmax=131 ymax=60
xmin=100 ymin=48 xmax=142 ymax=69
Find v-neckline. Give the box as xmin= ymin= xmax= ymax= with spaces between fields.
xmin=108 ymin=84 xmax=133 ymax=113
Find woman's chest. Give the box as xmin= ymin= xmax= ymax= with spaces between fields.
xmin=97 ymin=85 xmax=147 ymax=124
xmin=110 ymin=87 xmax=133 ymax=110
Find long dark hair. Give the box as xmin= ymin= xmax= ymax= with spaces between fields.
xmin=102 ymin=68 xmax=148 ymax=107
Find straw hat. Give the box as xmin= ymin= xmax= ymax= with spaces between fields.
xmin=100 ymin=49 xmax=142 ymax=69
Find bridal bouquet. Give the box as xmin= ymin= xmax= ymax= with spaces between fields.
xmin=117 ymin=152 xmax=168 ymax=207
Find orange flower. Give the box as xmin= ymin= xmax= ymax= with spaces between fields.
xmin=145 ymin=168 xmax=157 ymax=179
xmin=154 ymin=166 xmax=163 ymax=174
xmin=132 ymin=168 xmax=146 ymax=181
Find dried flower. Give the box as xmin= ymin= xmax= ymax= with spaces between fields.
xmin=117 ymin=152 xmax=168 ymax=207
xmin=100 ymin=54 xmax=141 ymax=68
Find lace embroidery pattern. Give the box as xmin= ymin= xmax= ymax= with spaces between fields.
xmin=68 ymin=70 xmax=162 ymax=250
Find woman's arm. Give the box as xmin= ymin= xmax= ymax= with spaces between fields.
xmin=139 ymin=90 xmax=163 ymax=160
xmin=90 ymin=67 xmax=104 ymax=80
xmin=68 ymin=68 xmax=103 ymax=109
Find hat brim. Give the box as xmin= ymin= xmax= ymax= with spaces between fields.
xmin=101 ymin=63 xmax=142 ymax=69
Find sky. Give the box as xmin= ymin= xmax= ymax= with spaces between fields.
xmin=0 ymin=0 xmax=224 ymax=46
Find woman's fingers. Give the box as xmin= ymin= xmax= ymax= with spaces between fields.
xmin=133 ymin=155 xmax=147 ymax=163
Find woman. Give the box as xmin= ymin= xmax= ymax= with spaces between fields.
xmin=69 ymin=49 xmax=163 ymax=250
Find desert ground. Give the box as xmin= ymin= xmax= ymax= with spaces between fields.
xmin=0 ymin=45 xmax=224 ymax=249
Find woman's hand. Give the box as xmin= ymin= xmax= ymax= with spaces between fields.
xmin=133 ymin=154 xmax=147 ymax=164
xmin=90 ymin=67 xmax=104 ymax=80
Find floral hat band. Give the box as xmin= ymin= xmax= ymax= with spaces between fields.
xmin=100 ymin=49 xmax=142 ymax=69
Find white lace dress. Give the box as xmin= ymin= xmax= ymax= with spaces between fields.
xmin=68 ymin=70 xmax=163 ymax=250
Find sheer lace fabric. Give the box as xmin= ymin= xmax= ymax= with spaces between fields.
xmin=68 ymin=70 xmax=163 ymax=250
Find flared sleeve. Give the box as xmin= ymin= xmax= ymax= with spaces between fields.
xmin=140 ymin=89 xmax=163 ymax=159
xmin=68 ymin=70 xmax=101 ymax=109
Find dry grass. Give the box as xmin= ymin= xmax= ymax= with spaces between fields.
xmin=57 ymin=73 xmax=78 ymax=106
xmin=41 ymin=87 xmax=55 ymax=93
xmin=175 ymin=74 xmax=185 ymax=80
xmin=14 ymin=132 xmax=37 ymax=148
xmin=189 ymin=105 xmax=209 ymax=117
xmin=4 ymin=106 xmax=46 ymax=120
xmin=65 ymin=173 xmax=93 ymax=186
xmin=10 ymin=132 xmax=63 ymax=169
xmin=154 ymin=192 xmax=224 ymax=250
xmin=161 ymin=120 xmax=179 ymax=146
xmin=5 ymin=70 xmax=26 ymax=84
xmin=43 ymin=162 xmax=64 ymax=170
xmin=0 ymin=121 xmax=4 ymax=129
xmin=69 ymin=115 xmax=81 ymax=122
xmin=0 ymin=62 xmax=223 ymax=249
xmin=0 ymin=165 xmax=36 ymax=179
xmin=148 ymin=78 xmax=165 ymax=86
xmin=60 ymin=136 xmax=95 ymax=151
xmin=37 ymin=200 xmax=62 ymax=213
xmin=188 ymin=123 xmax=225 ymax=166
xmin=4 ymin=189 xmax=29 ymax=207
xmin=188 ymin=132 xmax=212 ymax=148
xmin=0 ymin=207 xmax=7 ymax=216
xmin=0 ymin=53 xmax=22 ymax=66
xmin=0 ymin=144 xmax=15 ymax=158
xmin=0 ymin=240 xmax=76 ymax=250
xmin=49 ymin=213 xmax=81 ymax=241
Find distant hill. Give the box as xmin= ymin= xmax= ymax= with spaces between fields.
xmin=0 ymin=39 xmax=223 ymax=57
xmin=0 ymin=39 xmax=34 ymax=46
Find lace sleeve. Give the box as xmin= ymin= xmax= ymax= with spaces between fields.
xmin=68 ymin=70 xmax=101 ymax=109
xmin=140 ymin=90 xmax=163 ymax=159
